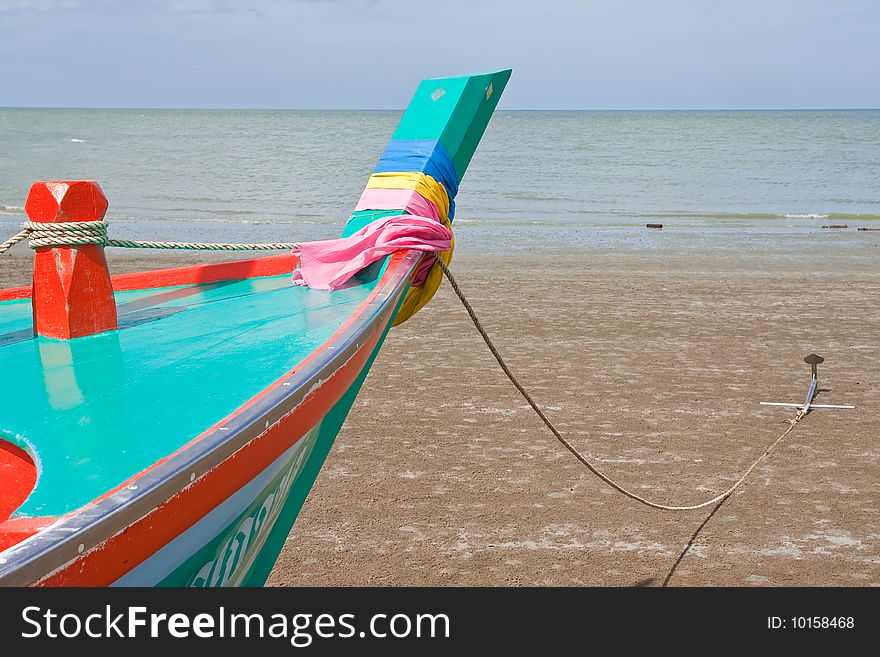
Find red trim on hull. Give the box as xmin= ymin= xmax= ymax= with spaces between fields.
xmin=0 ymin=253 xmax=299 ymax=302
xmin=111 ymin=254 xmax=298 ymax=291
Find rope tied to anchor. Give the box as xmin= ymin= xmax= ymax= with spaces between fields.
xmin=434 ymin=257 xmax=812 ymax=512
xmin=0 ymin=220 xmax=300 ymax=255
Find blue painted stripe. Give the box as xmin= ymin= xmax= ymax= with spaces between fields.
xmin=374 ymin=139 xmax=459 ymax=219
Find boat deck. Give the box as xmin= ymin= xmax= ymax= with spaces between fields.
xmin=0 ymin=264 xmax=384 ymax=519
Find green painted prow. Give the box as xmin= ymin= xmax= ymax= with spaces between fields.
xmin=344 ymin=69 xmax=511 ymax=236
xmin=392 ymin=69 xmax=512 ymax=178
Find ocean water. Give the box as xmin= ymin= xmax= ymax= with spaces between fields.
xmin=1 ymin=109 xmax=878 ymax=254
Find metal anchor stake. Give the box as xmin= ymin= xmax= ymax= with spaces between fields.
xmin=759 ymin=353 xmax=855 ymax=413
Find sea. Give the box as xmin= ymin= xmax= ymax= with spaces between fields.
xmin=1 ymin=109 xmax=878 ymax=256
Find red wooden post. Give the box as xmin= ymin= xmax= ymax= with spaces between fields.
xmin=25 ymin=181 xmax=117 ymax=339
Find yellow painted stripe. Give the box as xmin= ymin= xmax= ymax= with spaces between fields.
xmin=366 ymin=172 xmax=451 ymax=225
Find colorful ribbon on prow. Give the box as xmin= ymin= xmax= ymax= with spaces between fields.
xmin=294 ymin=71 xmax=510 ymax=324
xmin=352 ymin=70 xmax=510 ymax=325
xmin=360 ymin=140 xmax=457 ymax=325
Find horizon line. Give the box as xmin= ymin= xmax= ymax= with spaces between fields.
xmin=2 ymin=106 xmax=879 ymax=112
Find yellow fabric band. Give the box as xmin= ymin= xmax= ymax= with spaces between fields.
xmin=392 ymin=232 xmax=454 ymax=326
xmin=366 ymin=172 xmax=451 ymax=224
xmin=365 ymin=172 xmax=454 ymax=326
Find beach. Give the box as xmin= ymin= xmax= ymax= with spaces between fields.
xmin=1 ymin=107 xmax=877 ymax=587
xmin=1 ymin=228 xmax=877 ymax=586
xmin=259 ymin=237 xmax=878 ymax=587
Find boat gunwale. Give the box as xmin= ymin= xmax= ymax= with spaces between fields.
xmin=0 ymin=252 xmax=299 ymax=302
xmin=0 ymin=249 xmax=422 ymax=586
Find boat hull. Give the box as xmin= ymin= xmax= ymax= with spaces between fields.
xmin=120 ymin=301 xmax=397 ymax=587
xmin=0 ymin=250 xmax=417 ymax=587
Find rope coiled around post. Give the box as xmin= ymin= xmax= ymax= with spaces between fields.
xmin=24 ymin=220 xmax=110 ymax=248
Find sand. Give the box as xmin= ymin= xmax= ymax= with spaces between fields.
xmin=1 ymin=232 xmax=877 ymax=586
xmin=266 ymin=238 xmax=879 ymax=587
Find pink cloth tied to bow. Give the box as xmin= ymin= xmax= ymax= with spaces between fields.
xmin=293 ymin=188 xmax=451 ymax=290
xmin=293 ymin=200 xmax=451 ymax=291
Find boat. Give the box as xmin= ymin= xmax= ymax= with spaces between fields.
xmin=0 ymin=69 xmax=511 ymax=586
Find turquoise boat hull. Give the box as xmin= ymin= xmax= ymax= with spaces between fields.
xmin=0 ymin=69 xmax=510 ymax=586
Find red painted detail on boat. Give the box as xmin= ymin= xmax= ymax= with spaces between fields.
xmin=34 ymin=320 xmax=386 ymax=586
xmin=26 ymin=181 xmax=118 ymax=339
xmin=0 ymin=286 xmax=31 ymax=302
xmin=0 ymin=253 xmax=299 ymax=302
xmin=0 ymin=441 xmax=37 ymax=524
xmin=0 ymin=517 xmax=58 ymax=553
xmin=110 ymin=253 xmax=299 ymax=292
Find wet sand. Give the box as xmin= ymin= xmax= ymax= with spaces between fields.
xmin=1 ymin=233 xmax=877 ymax=586
xmin=268 ymin=238 xmax=879 ymax=587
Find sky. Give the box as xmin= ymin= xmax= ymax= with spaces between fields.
xmin=0 ymin=0 xmax=878 ymax=109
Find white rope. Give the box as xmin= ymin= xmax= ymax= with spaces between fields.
xmin=24 ymin=220 xmax=109 ymax=248
xmin=106 ymin=239 xmax=301 ymax=251
xmin=0 ymin=229 xmax=30 ymax=255
xmin=2 ymin=221 xmax=300 ymax=253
